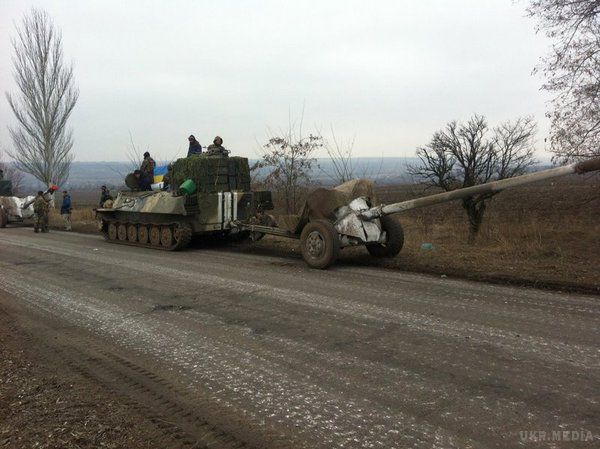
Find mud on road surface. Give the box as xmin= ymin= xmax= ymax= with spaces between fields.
xmin=0 ymin=299 xmax=194 ymax=449
xmin=0 ymin=227 xmax=598 ymax=448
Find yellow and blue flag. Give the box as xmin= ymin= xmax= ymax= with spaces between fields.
xmin=153 ymin=165 xmax=168 ymax=183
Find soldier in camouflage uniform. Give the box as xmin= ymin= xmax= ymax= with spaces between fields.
xmin=140 ymin=151 xmax=156 ymax=178
xmin=33 ymin=191 xmax=50 ymax=233
xmin=206 ymin=136 xmax=229 ymax=156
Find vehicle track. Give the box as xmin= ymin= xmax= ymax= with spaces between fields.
xmin=0 ymin=303 xmax=263 ymax=449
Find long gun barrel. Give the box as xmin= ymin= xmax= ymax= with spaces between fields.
xmin=21 ymin=185 xmax=59 ymax=210
xmin=361 ymin=157 xmax=600 ymax=220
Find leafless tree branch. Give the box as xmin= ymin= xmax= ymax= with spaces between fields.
xmin=259 ymin=111 xmax=320 ymax=213
xmin=409 ymin=114 xmax=537 ymax=240
xmin=5 ymin=8 xmax=78 ymax=187
xmin=527 ymin=0 xmax=600 ymax=162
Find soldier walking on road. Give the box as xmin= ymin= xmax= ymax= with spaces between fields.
xmin=33 ymin=191 xmax=50 ymax=233
xmin=60 ymin=190 xmax=72 ymax=231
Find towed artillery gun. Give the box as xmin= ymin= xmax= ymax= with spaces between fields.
xmin=0 ymin=182 xmax=57 ymax=228
xmin=96 ymin=155 xmax=600 ymax=268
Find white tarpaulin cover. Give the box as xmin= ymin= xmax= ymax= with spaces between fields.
xmin=0 ymin=196 xmax=35 ymax=219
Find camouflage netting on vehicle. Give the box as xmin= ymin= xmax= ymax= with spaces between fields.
xmin=171 ymin=155 xmax=251 ymax=193
xmin=277 ymin=179 xmax=378 ymax=233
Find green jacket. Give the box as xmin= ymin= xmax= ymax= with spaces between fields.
xmin=33 ymin=196 xmax=49 ymax=214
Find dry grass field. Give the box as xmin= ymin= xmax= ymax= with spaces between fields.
xmin=46 ymin=175 xmax=599 ymax=293
xmin=363 ymin=175 xmax=599 ymax=292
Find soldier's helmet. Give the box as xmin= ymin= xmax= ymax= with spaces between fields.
xmin=213 ymin=136 xmax=223 ymax=146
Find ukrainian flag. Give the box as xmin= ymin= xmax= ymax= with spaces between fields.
xmin=153 ymin=165 xmax=168 ymax=183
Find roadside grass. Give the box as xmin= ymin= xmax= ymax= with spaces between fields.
xmin=47 ymin=175 xmax=599 ymax=292
xmin=49 ymin=206 xmax=98 ymax=233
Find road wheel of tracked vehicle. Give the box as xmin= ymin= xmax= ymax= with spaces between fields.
xmin=149 ymin=226 xmax=161 ymax=247
xmin=127 ymin=224 xmax=138 ymax=242
xmin=107 ymin=222 xmax=118 ymax=240
xmin=173 ymin=223 xmax=192 ymax=250
xmin=160 ymin=226 xmax=174 ymax=247
xmin=0 ymin=208 xmax=7 ymax=228
xmin=117 ymin=223 xmax=127 ymax=241
xmin=138 ymin=225 xmax=149 ymax=244
xmin=300 ymin=219 xmax=340 ymax=269
xmin=366 ymin=216 xmax=404 ymax=258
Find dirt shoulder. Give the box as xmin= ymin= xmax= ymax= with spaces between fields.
xmin=231 ymin=236 xmax=600 ymax=295
xmin=0 ymin=298 xmax=188 ymax=449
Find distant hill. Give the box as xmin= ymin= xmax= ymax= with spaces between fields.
xmin=10 ymin=156 xmax=555 ymax=191
xmin=14 ymin=157 xmax=420 ymax=190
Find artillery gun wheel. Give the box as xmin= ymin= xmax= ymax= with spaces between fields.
xmin=149 ymin=226 xmax=161 ymax=246
xmin=138 ymin=225 xmax=149 ymax=244
xmin=107 ymin=223 xmax=118 ymax=240
xmin=160 ymin=226 xmax=174 ymax=247
xmin=117 ymin=223 xmax=127 ymax=241
xmin=366 ymin=216 xmax=404 ymax=258
xmin=127 ymin=224 xmax=138 ymax=242
xmin=300 ymin=219 xmax=340 ymax=269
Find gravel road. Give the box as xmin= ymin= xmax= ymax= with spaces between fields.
xmin=0 ymin=227 xmax=598 ymax=448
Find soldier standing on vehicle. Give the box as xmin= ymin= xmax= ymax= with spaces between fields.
xmin=206 ymin=136 xmax=229 ymax=156
xmin=187 ymin=135 xmax=202 ymax=156
xmin=60 ymin=190 xmax=72 ymax=231
xmin=140 ymin=152 xmax=156 ymax=180
xmin=100 ymin=185 xmax=111 ymax=207
xmin=33 ymin=191 xmax=50 ymax=233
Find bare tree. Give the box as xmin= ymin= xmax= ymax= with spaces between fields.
xmin=319 ymin=125 xmax=356 ymax=184
xmin=409 ymin=114 xmax=537 ymax=240
xmin=260 ymin=123 xmax=321 ymax=213
xmin=527 ymin=0 xmax=600 ymax=162
xmin=126 ymin=131 xmax=145 ymax=171
xmin=5 ymin=8 xmax=78 ymax=187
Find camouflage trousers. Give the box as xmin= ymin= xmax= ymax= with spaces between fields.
xmin=62 ymin=213 xmax=72 ymax=231
xmin=34 ymin=213 xmax=49 ymax=233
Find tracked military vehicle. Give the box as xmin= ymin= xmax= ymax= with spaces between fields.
xmin=96 ymin=154 xmax=273 ymax=250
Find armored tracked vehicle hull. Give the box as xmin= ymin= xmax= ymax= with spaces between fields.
xmin=96 ymin=155 xmax=273 ymax=250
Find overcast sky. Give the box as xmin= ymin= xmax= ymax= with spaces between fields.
xmin=0 ymin=0 xmax=551 ymax=162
